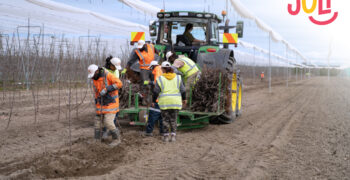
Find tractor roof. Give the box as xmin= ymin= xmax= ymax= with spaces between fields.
xmin=157 ymin=11 xmax=222 ymax=23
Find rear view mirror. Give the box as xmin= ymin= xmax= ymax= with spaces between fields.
xmin=149 ymin=20 xmax=157 ymax=37
xmin=236 ymin=21 xmax=244 ymax=38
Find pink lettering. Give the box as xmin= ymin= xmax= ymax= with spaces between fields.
xmin=288 ymin=0 xmax=301 ymax=15
xmin=318 ymin=0 xmax=331 ymax=15
xmin=309 ymin=12 xmax=338 ymax=25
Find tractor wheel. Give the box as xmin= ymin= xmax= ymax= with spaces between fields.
xmin=211 ymin=56 xmax=242 ymax=124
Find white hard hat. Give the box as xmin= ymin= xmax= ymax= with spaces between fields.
xmin=149 ymin=61 xmax=159 ymax=68
xmin=87 ymin=64 xmax=98 ymax=79
xmin=137 ymin=40 xmax=145 ymax=49
xmin=111 ymin=57 xmax=122 ymax=70
xmin=166 ymin=51 xmax=173 ymax=60
xmin=161 ymin=61 xmax=171 ymax=68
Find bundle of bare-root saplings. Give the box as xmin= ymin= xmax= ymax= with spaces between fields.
xmin=189 ymin=69 xmax=231 ymax=112
xmin=118 ymin=70 xmax=141 ymax=108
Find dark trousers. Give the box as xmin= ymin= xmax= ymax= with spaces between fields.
xmin=140 ymin=69 xmax=152 ymax=82
xmin=146 ymin=103 xmax=164 ymax=134
xmin=161 ymin=109 xmax=179 ymax=134
xmin=114 ymin=112 xmax=119 ymax=127
xmin=140 ymin=69 xmax=152 ymax=104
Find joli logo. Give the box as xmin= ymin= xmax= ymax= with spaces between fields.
xmin=288 ymin=0 xmax=338 ymax=25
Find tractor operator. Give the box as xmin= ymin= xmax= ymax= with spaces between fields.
xmin=87 ymin=64 xmax=123 ymax=147
xmin=183 ymin=23 xmax=205 ymax=45
xmin=166 ymin=51 xmax=200 ymax=97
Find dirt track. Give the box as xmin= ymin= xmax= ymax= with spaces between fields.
xmin=1 ymin=77 xmax=349 ymax=179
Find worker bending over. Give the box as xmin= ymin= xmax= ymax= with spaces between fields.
xmin=153 ymin=62 xmax=186 ymax=142
xmin=166 ymin=51 xmax=200 ymax=98
xmin=143 ymin=61 xmax=164 ymax=137
xmin=87 ymin=64 xmax=123 ymax=147
xmin=126 ymin=40 xmax=158 ymax=105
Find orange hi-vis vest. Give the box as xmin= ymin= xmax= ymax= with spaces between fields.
xmin=152 ymin=65 xmax=163 ymax=83
xmin=151 ymin=65 xmax=163 ymax=104
xmin=135 ymin=44 xmax=155 ymax=70
xmin=93 ymin=71 xmax=123 ymax=114
xmin=261 ymin=73 xmax=264 ymax=78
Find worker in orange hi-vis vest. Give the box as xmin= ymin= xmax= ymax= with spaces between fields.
xmin=261 ymin=72 xmax=265 ymax=82
xmin=125 ymin=40 xmax=159 ymax=105
xmin=87 ymin=64 xmax=123 ymax=147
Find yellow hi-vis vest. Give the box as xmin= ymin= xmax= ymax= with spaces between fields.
xmin=157 ymin=75 xmax=182 ymax=110
xmin=177 ymin=57 xmax=199 ymax=80
xmin=103 ymin=67 xmax=120 ymax=78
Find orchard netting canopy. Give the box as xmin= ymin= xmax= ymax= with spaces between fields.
xmin=0 ymin=0 xmax=147 ymax=36
xmin=0 ymin=0 xmax=315 ymax=67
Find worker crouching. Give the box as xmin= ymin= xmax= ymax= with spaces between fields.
xmin=153 ymin=62 xmax=186 ymax=142
xmin=88 ymin=64 xmax=123 ymax=147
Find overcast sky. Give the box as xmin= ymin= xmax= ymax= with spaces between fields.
xmin=1 ymin=0 xmax=349 ymax=67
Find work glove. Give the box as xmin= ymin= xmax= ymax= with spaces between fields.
xmin=182 ymin=100 xmax=187 ymax=108
xmin=143 ymin=80 xmax=150 ymax=85
xmin=100 ymin=88 xmax=107 ymax=96
xmin=106 ymin=84 xmax=118 ymax=92
xmin=97 ymin=94 xmax=115 ymax=106
xmin=121 ymin=69 xmax=127 ymax=74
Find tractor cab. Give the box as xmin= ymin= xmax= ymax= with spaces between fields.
xmin=149 ymin=11 xmax=243 ymax=61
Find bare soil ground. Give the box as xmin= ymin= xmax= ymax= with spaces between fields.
xmin=0 ymin=77 xmax=349 ymax=179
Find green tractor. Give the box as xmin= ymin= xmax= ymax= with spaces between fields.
xmin=121 ymin=11 xmax=243 ymax=127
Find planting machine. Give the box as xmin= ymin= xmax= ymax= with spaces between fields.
xmin=120 ymin=10 xmax=243 ymax=129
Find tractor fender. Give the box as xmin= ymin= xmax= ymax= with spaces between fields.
xmin=196 ymin=49 xmax=236 ymax=73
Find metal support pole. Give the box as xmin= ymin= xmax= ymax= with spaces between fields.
xmin=295 ymin=53 xmax=298 ymax=81
xmin=253 ymin=48 xmax=256 ymax=82
xmin=328 ymin=60 xmax=330 ymax=81
xmin=217 ymin=73 xmax=222 ymax=113
xmin=268 ymin=32 xmax=271 ymax=93
xmin=226 ymin=0 xmax=228 ymax=13
xmin=308 ymin=66 xmax=311 ymax=79
xmin=286 ymin=46 xmax=289 ymax=87
xmin=301 ymin=67 xmax=303 ymax=80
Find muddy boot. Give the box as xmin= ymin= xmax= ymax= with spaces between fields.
xmin=162 ymin=134 xmax=169 ymax=142
xmin=170 ymin=133 xmax=176 ymax=142
xmin=109 ymin=129 xmax=121 ymax=147
xmin=142 ymin=132 xmax=153 ymax=137
xmin=94 ymin=129 xmax=101 ymax=140
xmin=102 ymin=130 xmax=110 ymax=140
